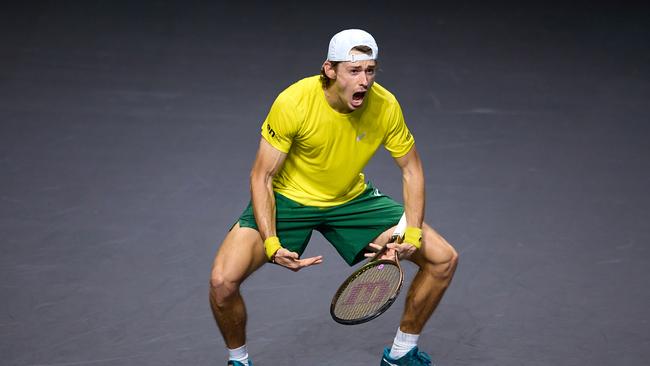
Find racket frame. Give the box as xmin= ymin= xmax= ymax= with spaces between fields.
xmin=330 ymin=214 xmax=407 ymax=325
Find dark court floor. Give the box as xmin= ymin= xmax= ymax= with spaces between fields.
xmin=1 ymin=1 xmax=649 ymax=365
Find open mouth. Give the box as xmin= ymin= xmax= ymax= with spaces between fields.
xmin=353 ymin=91 xmax=366 ymax=101
xmin=351 ymin=91 xmax=366 ymax=107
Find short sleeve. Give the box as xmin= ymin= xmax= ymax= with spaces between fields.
xmin=260 ymin=93 xmax=300 ymax=153
xmin=383 ymin=100 xmax=415 ymax=158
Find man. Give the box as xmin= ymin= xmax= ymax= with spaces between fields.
xmin=210 ymin=29 xmax=458 ymax=366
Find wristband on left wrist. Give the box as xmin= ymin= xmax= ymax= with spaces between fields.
xmin=403 ymin=227 xmax=423 ymax=249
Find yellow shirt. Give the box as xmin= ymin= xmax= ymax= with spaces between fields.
xmin=260 ymin=75 xmax=414 ymax=207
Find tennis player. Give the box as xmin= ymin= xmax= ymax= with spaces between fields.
xmin=209 ymin=29 xmax=458 ymax=366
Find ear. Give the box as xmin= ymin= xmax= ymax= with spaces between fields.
xmin=323 ymin=61 xmax=337 ymax=79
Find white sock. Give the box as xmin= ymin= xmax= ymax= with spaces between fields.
xmin=228 ymin=344 xmax=249 ymax=365
xmin=389 ymin=328 xmax=420 ymax=359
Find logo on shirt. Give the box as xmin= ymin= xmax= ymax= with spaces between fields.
xmin=266 ymin=123 xmax=276 ymax=138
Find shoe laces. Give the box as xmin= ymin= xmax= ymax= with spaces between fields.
xmin=414 ymin=349 xmax=432 ymax=365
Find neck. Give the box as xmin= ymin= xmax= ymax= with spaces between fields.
xmin=323 ymin=86 xmax=352 ymax=114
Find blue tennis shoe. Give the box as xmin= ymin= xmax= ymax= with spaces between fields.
xmin=380 ymin=346 xmax=432 ymax=365
xmin=227 ymin=360 xmax=252 ymax=366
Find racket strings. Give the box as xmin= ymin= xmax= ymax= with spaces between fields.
xmin=333 ymin=263 xmax=401 ymax=320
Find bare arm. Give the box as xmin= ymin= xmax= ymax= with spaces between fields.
xmin=366 ymin=145 xmax=425 ymax=259
xmin=249 ymin=138 xmax=323 ymax=270
xmin=394 ymin=145 xmax=425 ymax=229
xmin=250 ymin=138 xmax=287 ymax=241
xmin=387 ymin=145 xmax=425 ymax=257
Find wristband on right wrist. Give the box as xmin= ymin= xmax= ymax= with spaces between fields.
xmin=264 ymin=236 xmax=282 ymax=261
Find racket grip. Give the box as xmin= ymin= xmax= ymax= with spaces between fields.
xmin=370 ymin=234 xmax=400 ymax=261
xmin=370 ymin=243 xmax=388 ymax=261
xmin=369 ymin=215 xmax=407 ymax=261
xmin=393 ymin=213 xmax=408 ymax=237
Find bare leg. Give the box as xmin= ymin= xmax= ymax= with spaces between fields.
xmin=400 ymin=223 xmax=458 ymax=333
xmin=370 ymin=222 xmax=458 ymax=334
xmin=209 ymin=223 xmax=268 ymax=348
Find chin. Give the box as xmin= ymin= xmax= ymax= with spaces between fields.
xmin=348 ymin=100 xmax=364 ymax=111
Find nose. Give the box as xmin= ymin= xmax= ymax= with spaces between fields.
xmin=358 ymin=71 xmax=368 ymax=87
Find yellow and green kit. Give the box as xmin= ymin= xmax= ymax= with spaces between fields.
xmin=239 ymin=75 xmax=415 ymax=265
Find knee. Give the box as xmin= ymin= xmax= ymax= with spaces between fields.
xmin=209 ymin=269 xmax=240 ymax=306
xmin=445 ymin=245 xmax=459 ymax=275
xmin=423 ymin=243 xmax=459 ymax=281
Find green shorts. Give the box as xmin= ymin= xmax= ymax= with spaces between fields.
xmin=237 ymin=183 xmax=404 ymax=266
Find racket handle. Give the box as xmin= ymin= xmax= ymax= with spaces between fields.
xmin=370 ymin=213 xmax=407 ymax=261
xmin=370 ymin=243 xmax=389 ymax=261
xmin=393 ymin=213 xmax=407 ymax=238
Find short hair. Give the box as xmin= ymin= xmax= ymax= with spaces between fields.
xmin=320 ymin=45 xmax=374 ymax=88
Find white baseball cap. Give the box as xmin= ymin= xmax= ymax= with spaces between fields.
xmin=327 ymin=29 xmax=379 ymax=62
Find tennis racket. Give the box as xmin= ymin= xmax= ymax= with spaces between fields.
xmin=330 ymin=214 xmax=407 ymax=325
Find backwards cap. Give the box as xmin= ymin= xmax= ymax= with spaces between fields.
xmin=327 ymin=29 xmax=378 ymax=62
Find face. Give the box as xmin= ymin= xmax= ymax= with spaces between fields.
xmin=324 ymin=55 xmax=377 ymax=113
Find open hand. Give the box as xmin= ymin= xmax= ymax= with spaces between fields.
xmin=273 ymin=248 xmax=323 ymax=272
xmin=365 ymin=241 xmax=417 ymax=260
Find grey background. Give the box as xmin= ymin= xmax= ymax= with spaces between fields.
xmin=1 ymin=1 xmax=649 ymax=365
